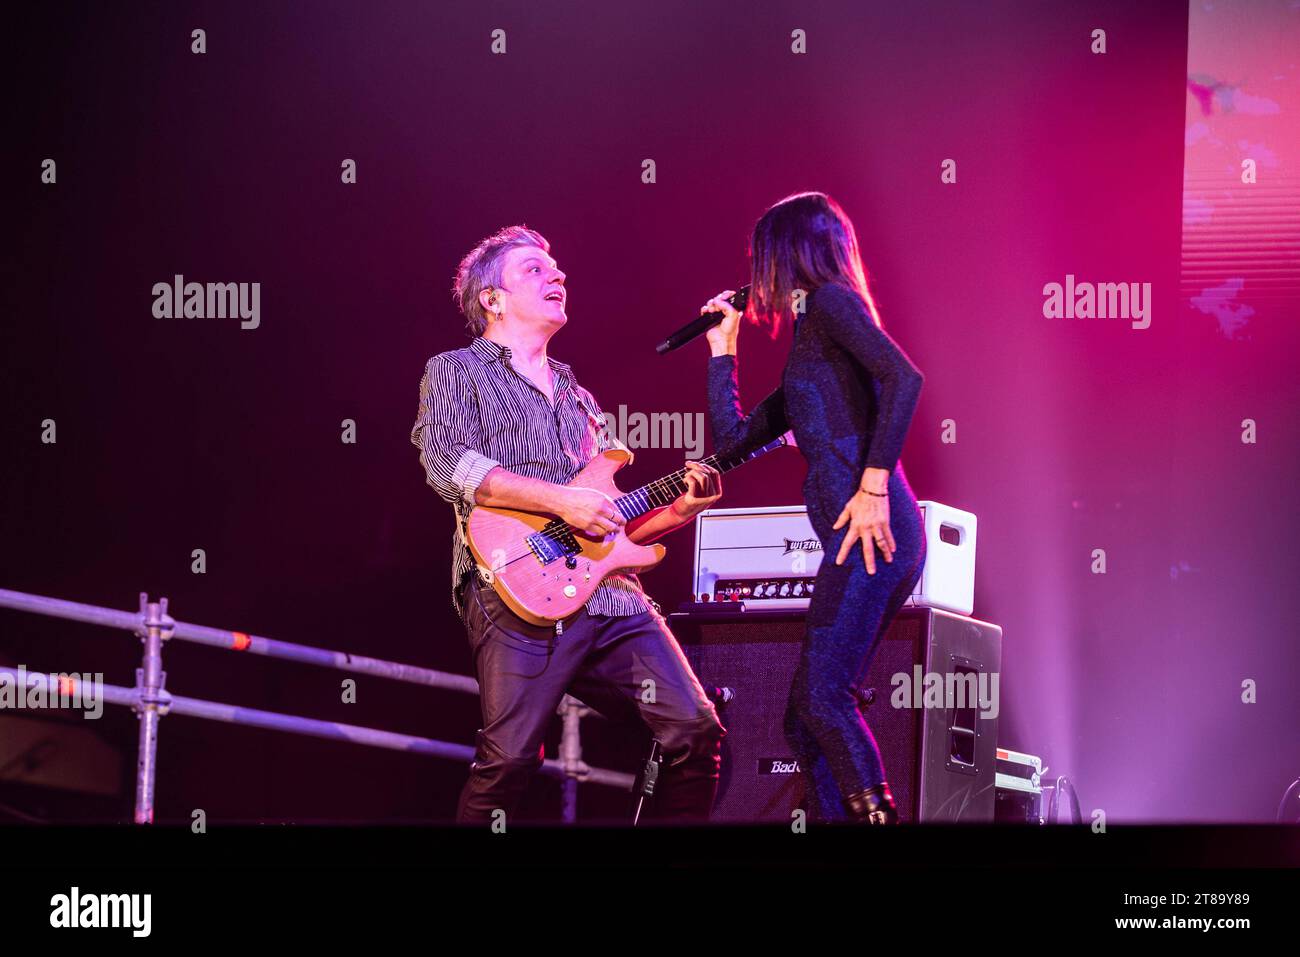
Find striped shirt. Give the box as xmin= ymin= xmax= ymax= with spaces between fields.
xmin=410 ymin=335 xmax=651 ymax=618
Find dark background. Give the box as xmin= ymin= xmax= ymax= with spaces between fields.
xmin=3 ymin=0 xmax=1297 ymax=824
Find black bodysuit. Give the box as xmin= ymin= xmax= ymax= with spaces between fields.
xmin=707 ymin=281 xmax=926 ymax=816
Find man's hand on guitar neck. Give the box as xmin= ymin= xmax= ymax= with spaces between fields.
xmin=626 ymin=460 xmax=723 ymax=545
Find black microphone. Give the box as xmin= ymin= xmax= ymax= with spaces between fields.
xmin=655 ymin=285 xmax=750 ymax=355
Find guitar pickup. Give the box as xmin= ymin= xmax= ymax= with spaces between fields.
xmin=526 ymin=530 xmax=580 ymax=566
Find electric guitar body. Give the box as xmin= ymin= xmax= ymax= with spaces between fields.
xmin=465 ymin=436 xmax=789 ymax=625
xmin=466 ymin=449 xmax=664 ymax=625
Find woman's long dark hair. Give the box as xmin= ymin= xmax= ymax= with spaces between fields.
xmin=748 ymin=191 xmax=882 ymax=337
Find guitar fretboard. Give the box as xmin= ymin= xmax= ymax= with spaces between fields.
xmin=524 ymin=435 xmax=789 ymax=562
xmin=612 ymin=435 xmax=788 ymax=522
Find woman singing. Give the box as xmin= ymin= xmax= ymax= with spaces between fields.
xmin=701 ymin=191 xmax=926 ymax=824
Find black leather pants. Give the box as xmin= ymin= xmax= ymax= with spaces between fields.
xmin=456 ymin=580 xmax=726 ymax=824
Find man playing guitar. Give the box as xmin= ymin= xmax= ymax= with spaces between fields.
xmin=410 ymin=225 xmax=726 ymax=824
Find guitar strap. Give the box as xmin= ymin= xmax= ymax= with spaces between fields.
xmin=574 ymin=394 xmax=631 ymax=459
xmin=573 ymin=394 xmax=604 ymax=436
xmin=456 ymin=502 xmax=495 ymax=586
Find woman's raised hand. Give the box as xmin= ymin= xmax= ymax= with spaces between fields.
xmin=702 ymin=290 xmax=742 ymax=356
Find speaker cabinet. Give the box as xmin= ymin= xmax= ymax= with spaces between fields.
xmin=672 ymin=606 xmax=1001 ymax=823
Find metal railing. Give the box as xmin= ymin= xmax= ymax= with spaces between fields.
xmin=0 ymin=587 xmax=635 ymax=824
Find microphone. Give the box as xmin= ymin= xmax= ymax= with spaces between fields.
xmin=655 ymin=285 xmax=750 ymax=355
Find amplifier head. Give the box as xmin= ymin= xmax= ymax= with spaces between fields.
xmin=692 ymin=506 xmax=823 ymax=608
xmin=692 ymin=501 xmax=979 ymax=615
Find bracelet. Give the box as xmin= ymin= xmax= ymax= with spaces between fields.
xmin=860 ymin=488 xmax=888 ymax=497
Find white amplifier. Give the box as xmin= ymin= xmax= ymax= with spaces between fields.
xmin=691 ymin=501 xmax=977 ymax=616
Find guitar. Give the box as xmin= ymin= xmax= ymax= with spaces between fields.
xmin=466 ymin=436 xmax=789 ymax=624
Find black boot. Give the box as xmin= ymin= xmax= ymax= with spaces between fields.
xmin=651 ymin=755 xmax=720 ymax=822
xmin=843 ymin=782 xmax=899 ymax=825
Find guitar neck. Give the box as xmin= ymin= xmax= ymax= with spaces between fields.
xmin=613 ymin=435 xmax=788 ymax=522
